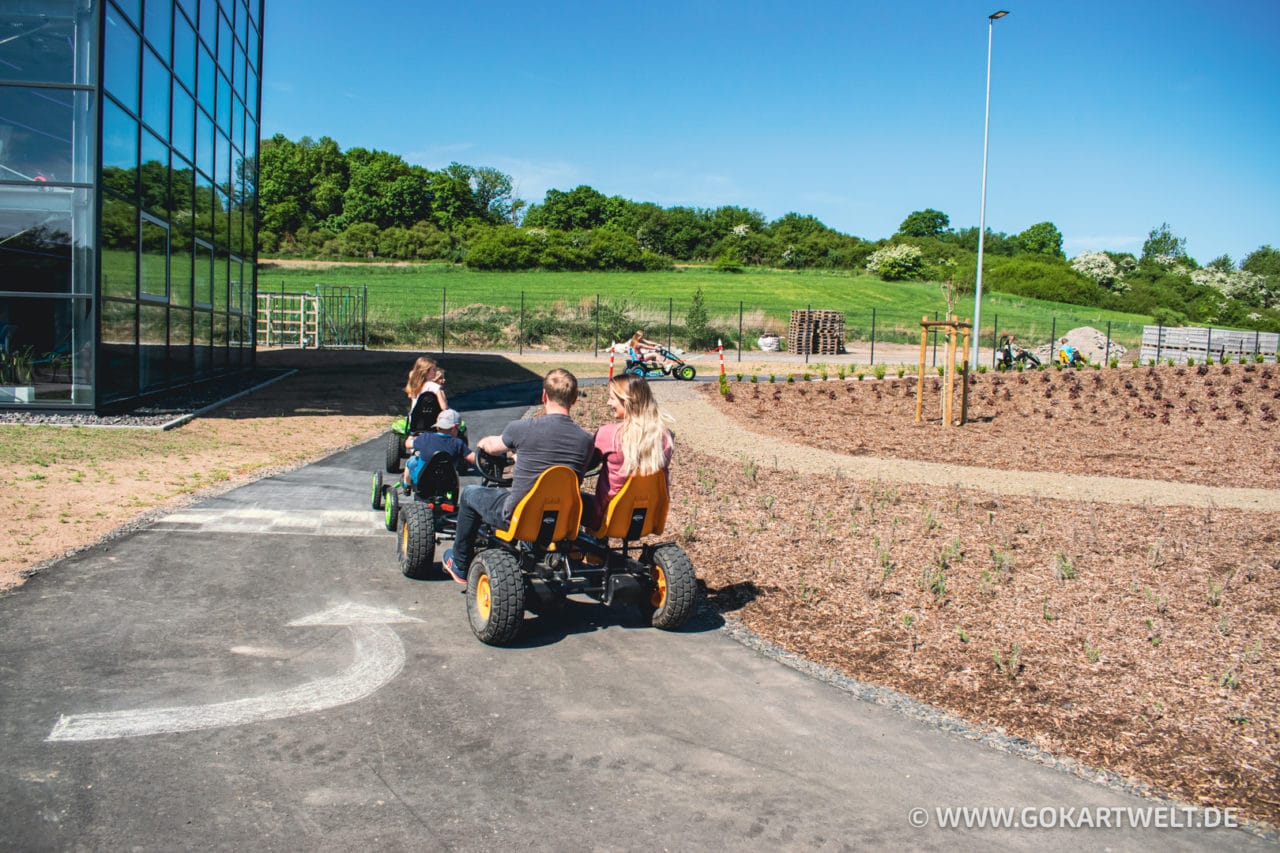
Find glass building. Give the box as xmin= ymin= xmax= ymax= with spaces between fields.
xmin=0 ymin=0 xmax=262 ymax=411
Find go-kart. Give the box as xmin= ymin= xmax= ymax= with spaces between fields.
xmin=381 ymin=392 xmax=441 ymax=473
xmin=371 ymin=448 xmax=506 ymax=579
xmin=625 ymin=346 xmax=697 ymax=381
xmin=464 ymin=456 xmax=698 ymax=646
xmin=994 ymin=337 xmax=1041 ymax=371
xmin=1057 ymin=345 xmax=1087 ymax=368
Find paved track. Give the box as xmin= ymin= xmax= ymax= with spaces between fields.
xmin=0 ymin=385 xmax=1267 ymax=851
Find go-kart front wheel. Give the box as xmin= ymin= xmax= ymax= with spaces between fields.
xmin=371 ymin=471 xmax=384 ymax=510
xmin=467 ymin=550 xmax=526 ymax=646
xmin=642 ymin=543 xmax=697 ymax=630
xmin=398 ymin=502 xmax=436 ymax=579
xmin=383 ymin=486 xmax=400 ymax=531
xmin=384 ymin=431 xmax=403 ymax=474
xmin=675 ymin=364 xmax=696 ymax=381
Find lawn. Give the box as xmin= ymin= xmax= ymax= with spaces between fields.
xmin=255 ymin=262 xmax=1152 ymax=351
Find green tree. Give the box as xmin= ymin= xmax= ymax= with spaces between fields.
xmin=897 ymin=209 xmax=950 ymax=238
xmin=1142 ymin=222 xmax=1187 ymax=261
xmin=1015 ymin=221 xmax=1064 ymax=259
xmin=1242 ymin=245 xmax=1280 ymax=278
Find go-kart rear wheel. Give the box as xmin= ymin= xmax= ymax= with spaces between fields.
xmin=642 ymin=543 xmax=697 ymax=630
xmin=624 ymin=363 xmax=646 ymax=377
xmin=398 ymin=502 xmax=436 ymax=579
xmin=467 ymin=550 xmax=525 ymax=646
xmin=675 ymin=364 xmax=696 ymax=381
xmin=384 ymin=431 xmax=402 ymax=474
xmin=383 ymin=486 xmax=400 ymax=531
xmin=371 ymin=471 xmax=384 ymax=510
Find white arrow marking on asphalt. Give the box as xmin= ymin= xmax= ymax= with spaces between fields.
xmin=47 ymin=604 xmax=421 ymax=742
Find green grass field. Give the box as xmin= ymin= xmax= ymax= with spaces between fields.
xmin=256 ymin=262 xmax=1151 ymax=351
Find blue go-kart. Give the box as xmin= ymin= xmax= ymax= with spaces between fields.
xmin=625 ymin=346 xmax=696 ymax=381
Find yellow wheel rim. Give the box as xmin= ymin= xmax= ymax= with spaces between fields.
xmin=650 ymin=564 xmax=668 ymax=608
xmin=477 ymin=573 xmax=491 ymax=621
xmin=400 ymin=524 xmax=408 ymax=553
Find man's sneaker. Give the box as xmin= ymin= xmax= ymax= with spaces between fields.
xmin=442 ymin=549 xmax=466 ymax=584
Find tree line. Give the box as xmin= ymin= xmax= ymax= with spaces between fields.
xmin=253 ymin=134 xmax=1279 ymax=332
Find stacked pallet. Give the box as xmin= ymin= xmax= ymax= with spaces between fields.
xmin=787 ymin=310 xmax=845 ymax=355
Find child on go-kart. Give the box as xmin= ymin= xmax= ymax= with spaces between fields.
xmin=627 ymin=329 xmax=664 ymax=369
xmin=401 ymin=408 xmax=475 ymax=495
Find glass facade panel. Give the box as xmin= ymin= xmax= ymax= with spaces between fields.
xmin=196 ymin=44 xmax=213 ymax=111
xmin=114 ymin=0 xmax=143 ymax=28
xmin=101 ymin=98 xmax=139 ymax=196
xmin=173 ymin=9 xmax=196 ymax=89
xmin=172 ymin=81 xmax=195 ymax=162
xmin=0 ymin=296 xmax=92 ymax=404
xmin=101 ymin=197 xmax=138 ymax=298
xmin=0 ymin=186 xmax=93 ymax=295
xmin=140 ymin=129 xmax=170 ymax=213
xmin=195 ymin=107 xmax=213 ymax=178
xmin=198 ymin=0 xmax=217 ymax=45
xmin=139 ymin=302 xmax=167 ymax=389
xmin=169 ymin=306 xmax=192 ymax=378
xmin=141 ymin=47 xmax=170 ymax=138
xmin=170 ymin=240 xmax=192 ymax=306
xmin=139 ymin=213 xmax=168 ymax=299
xmin=144 ymin=0 xmax=173 ymax=62
xmin=217 ymin=10 xmax=232 ymax=71
xmin=213 ymin=251 xmax=228 ymax=310
xmin=216 ymin=71 xmax=230 ymax=136
xmin=194 ymin=239 xmax=213 ymax=305
xmin=104 ymin=6 xmax=141 ymax=115
xmin=192 ymin=307 xmax=210 ymax=372
xmin=100 ymin=298 xmax=138 ymax=403
xmin=0 ymin=3 xmax=96 ymax=86
xmin=0 ymin=86 xmax=92 ymax=184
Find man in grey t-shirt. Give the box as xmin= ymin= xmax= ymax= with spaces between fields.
xmin=443 ymin=369 xmax=593 ymax=583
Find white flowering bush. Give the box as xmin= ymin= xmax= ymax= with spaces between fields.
xmin=1071 ymin=251 xmax=1130 ymax=292
xmin=865 ymin=244 xmax=924 ymax=280
xmin=731 ymin=223 xmax=751 ymax=238
xmin=1192 ymin=268 xmax=1274 ymax=306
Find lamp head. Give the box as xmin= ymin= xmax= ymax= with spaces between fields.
xmin=989 ymin=10 xmax=1010 ymax=20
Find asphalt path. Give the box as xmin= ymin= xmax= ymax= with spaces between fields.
xmin=0 ymin=383 xmax=1268 ymax=851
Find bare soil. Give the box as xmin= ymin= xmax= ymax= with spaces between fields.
xmin=1 ymin=352 xmax=1277 ymax=827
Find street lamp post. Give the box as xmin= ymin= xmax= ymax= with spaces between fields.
xmin=971 ymin=10 xmax=1009 ymax=368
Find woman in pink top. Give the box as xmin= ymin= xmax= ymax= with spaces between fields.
xmin=588 ymin=374 xmax=673 ymax=528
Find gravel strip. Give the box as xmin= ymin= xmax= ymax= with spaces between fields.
xmin=0 ymin=369 xmax=295 ymax=429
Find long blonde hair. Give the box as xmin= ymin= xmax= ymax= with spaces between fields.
xmin=404 ymin=356 xmax=438 ymax=399
xmin=609 ymin=375 xmax=668 ymax=477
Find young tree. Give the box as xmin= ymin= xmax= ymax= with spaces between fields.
xmin=1141 ymin=222 xmax=1187 ymax=261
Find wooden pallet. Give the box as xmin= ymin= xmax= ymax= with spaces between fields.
xmin=787 ymin=310 xmax=845 ymax=355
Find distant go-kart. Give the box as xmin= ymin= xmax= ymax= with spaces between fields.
xmin=463 ymin=455 xmax=698 ymax=646
xmin=994 ymin=337 xmax=1041 ymax=371
xmin=625 ymin=346 xmax=697 ymax=381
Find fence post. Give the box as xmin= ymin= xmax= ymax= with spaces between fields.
xmin=869 ymin=308 xmax=876 ymax=365
xmin=441 ymin=287 xmax=446 ymax=354
xmin=1156 ymin=324 xmax=1163 ymax=365
xmin=519 ymin=291 xmax=524 ymax=355
xmin=594 ymin=294 xmax=600 ymax=358
xmin=1049 ymin=318 xmax=1056 ymax=361
xmin=667 ymin=298 xmax=673 ymax=351
xmin=931 ymin=311 xmax=938 ymax=368
xmin=1105 ymin=321 xmax=1112 ymax=366
xmin=362 ymin=285 xmax=368 ymax=350
xmin=738 ymin=301 xmax=743 ymax=362
xmin=1255 ymin=330 xmax=1261 ymax=357
xmin=1206 ymin=326 xmax=1213 ymax=363
xmin=991 ymin=312 xmax=998 ymax=368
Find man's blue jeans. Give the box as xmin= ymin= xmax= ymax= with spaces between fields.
xmin=451 ymin=485 xmax=510 ymax=574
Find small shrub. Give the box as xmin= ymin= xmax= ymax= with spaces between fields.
xmin=873 ymin=364 xmax=887 ymax=380
xmin=1054 ymin=552 xmax=1077 ymax=581
xmin=896 ymin=366 xmax=906 ymax=378
xmin=1109 ymin=357 xmax=1119 ymax=369
xmin=750 ymin=374 xmax=758 ymax=383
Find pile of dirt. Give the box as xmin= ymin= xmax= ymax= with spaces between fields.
xmin=1032 ymin=326 xmax=1129 ymax=364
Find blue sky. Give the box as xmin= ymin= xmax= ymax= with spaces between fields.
xmin=261 ymin=0 xmax=1280 ymax=265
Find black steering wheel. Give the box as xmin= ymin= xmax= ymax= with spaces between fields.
xmin=476 ymin=449 xmax=513 ymax=486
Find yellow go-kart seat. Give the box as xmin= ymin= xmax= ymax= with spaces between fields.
xmin=591 ymin=470 xmax=669 ymax=541
xmin=494 ymin=465 xmax=583 ymax=548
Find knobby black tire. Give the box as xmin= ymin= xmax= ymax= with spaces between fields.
xmin=371 ymin=471 xmax=385 ymax=510
xmin=384 ymin=431 xmax=402 ymax=474
xmin=468 ymin=550 xmax=525 ymax=646
xmin=676 ymin=364 xmax=696 ymax=381
xmin=383 ymin=487 xmax=399 ymax=531
xmin=398 ymin=502 xmax=436 ymax=579
xmin=647 ymin=543 xmax=698 ymax=630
